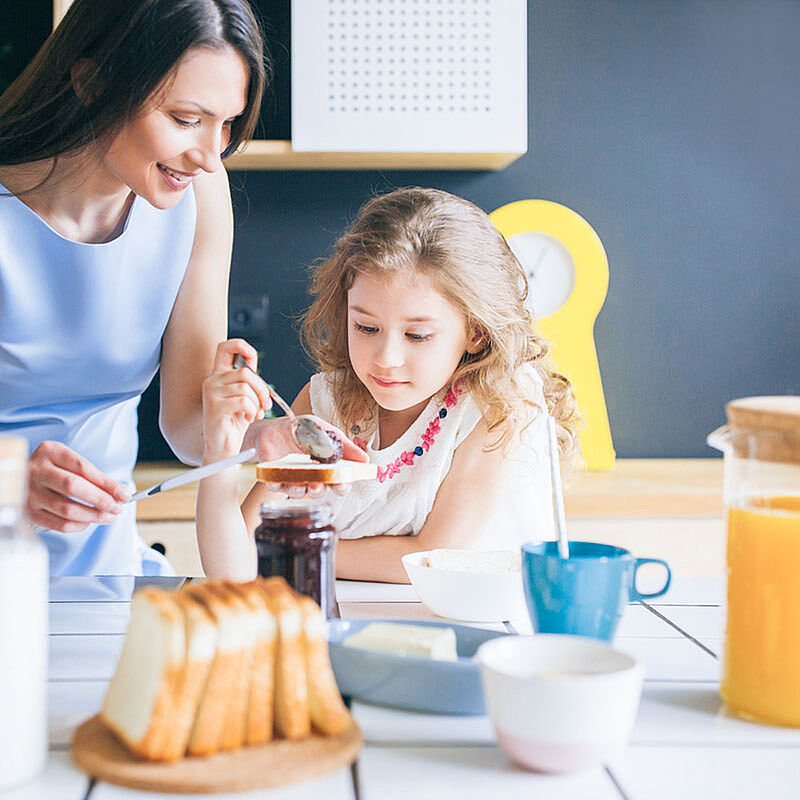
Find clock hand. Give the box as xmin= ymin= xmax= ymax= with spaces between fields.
xmin=528 ymin=245 xmax=548 ymax=279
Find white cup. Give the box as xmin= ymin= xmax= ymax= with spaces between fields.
xmin=477 ymin=634 xmax=643 ymax=773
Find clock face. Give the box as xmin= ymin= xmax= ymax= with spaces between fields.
xmin=507 ymin=231 xmax=576 ymax=319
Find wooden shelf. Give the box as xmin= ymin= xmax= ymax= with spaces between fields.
xmin=224 ymin=140 xmax=524 ymax=171
xmin=52 ymin=1 xmax=524 ymax=173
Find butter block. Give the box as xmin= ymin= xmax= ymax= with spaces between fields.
xmin=343 ymin=622 xmax=458 ymax=661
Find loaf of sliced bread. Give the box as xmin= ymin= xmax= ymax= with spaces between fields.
xmin=101 ymin=576 xmax=348 ymax=762
xmin=100 ymin=588 xmax=185 ymax=760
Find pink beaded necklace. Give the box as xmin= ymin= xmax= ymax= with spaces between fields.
xmin=351 ymin=385 xmax=462 ymax=484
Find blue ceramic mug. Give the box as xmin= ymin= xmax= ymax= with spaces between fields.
xmin=521 ymin=541 xmax=672 ymax=642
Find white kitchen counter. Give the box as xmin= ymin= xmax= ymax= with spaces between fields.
xmin=11 ymin=573 xmax=800 ymax=800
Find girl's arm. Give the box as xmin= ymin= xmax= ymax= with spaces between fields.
xmin=195 ymin=340 xmax=272 ymax=580
xmin=202 ymin=379 xmax=361 ymax=576
xmin=336 ymin=417 xmax=508 ymax=583
xmin=158 ymin=168 xmax=233 ymax=465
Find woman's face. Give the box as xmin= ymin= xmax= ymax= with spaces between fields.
xmin=102 ymin=46 xmax=248 ymax=208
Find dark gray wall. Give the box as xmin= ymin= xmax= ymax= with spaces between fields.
xmin=121 ymin=1 xmax=794 ymax=458
xmin=5 ymin=2 xmax=797 ymax=460
xmin=197 ymin=0 xmax=800 ymax=462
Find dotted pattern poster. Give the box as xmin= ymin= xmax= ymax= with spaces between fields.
xmin=291 ymin=0 xmax=527 ymax=152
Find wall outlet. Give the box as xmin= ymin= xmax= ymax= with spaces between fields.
xmin=228 ymin=294 xmax=269 ymax=339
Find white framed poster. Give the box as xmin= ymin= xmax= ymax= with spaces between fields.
xmin=291 ymin=0 xmax=527 ymax=153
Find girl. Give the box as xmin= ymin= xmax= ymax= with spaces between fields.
xmin=198 ymin=188 xmax=579 ymax=582
xmin=0 ymin=0 xmax=269 ymax=575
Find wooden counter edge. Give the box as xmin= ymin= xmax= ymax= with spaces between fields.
xmin=133 ymin=458 xmax=725 ymax=521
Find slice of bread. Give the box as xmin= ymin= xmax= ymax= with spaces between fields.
xmin=296 ymin=594 xmax=351 ymax=736
xmin=255 ymin=454 xmax=377 ymax=484
xmin=155 ymin=592 xmax=217 ymax=761
xmin=181 ymin=583 xmax=248 ymax=756
xmin=224 ymin=581 xmax=277 ymax=746
xmin=255 ymin=578 xmax=311 ymax=740
xmin=201 ymin=583 xmax=256 ymax=751
xmin=100 ymin=588 xmax=184 ymax=760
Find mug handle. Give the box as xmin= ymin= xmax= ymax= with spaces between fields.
xmin=630 ymin=558 xmax=671 ymax=601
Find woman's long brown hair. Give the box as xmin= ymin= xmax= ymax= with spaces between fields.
xmin=0 ymin=0 xmax=267 ymax=182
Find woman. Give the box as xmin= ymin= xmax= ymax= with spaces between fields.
xmin=0 ymin=0 xmax=267 ymax=575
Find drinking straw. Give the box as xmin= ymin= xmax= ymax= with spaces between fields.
xmin=547 ymin=416 xmax=570 ymax=559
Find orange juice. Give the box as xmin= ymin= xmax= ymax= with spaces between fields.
xmin=723 ymin=495 xmax=800 ymax=725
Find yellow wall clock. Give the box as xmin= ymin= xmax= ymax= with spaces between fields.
xmin=489 ymin=199 xmax=615 ymax=470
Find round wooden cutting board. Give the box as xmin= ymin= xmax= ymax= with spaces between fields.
xmin=71 ymin=715 xmax=362 ymax=794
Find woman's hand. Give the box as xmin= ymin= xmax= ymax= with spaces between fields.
xmin=25 ymin=441 xmax=130 ymax=533
xmin=201 ymin=339 xmax=272 ymax=464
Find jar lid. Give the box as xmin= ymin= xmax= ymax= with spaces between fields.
xmin=0 ymin=435 xmax=28 ymax=509
xmin=725 ymin=396 xmax=800 ymax=464
xmin=258 ymin=499 xmax=332 ymax=524
xmin=0 ymin=434 xmax=28 ymax=462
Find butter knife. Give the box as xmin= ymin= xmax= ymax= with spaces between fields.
xmin=127 ymin=448 xmax=256 ymax=503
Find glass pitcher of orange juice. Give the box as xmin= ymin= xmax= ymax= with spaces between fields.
xmin=708 ymin=396 xmax=800 ymax=726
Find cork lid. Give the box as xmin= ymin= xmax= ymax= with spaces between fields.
xmin=725 ymin=396 xmax=800 ymax=464
xmin=0 ymin=434 xmax=28 ymax=462
xmin=0 ymin=434 xmax=28 ymax=508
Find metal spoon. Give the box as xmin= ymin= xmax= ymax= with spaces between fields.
xmin=233 ymin=354 xmax=295 ymax=419
xmin=233 ymin=354 xmax=342 ymax=463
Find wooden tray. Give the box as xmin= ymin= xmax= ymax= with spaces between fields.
xmin=71 ymin=715 xmax=362 ymax=794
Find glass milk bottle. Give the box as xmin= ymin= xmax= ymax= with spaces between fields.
xmin=708 ymin=397 xmax=800 ymax=726
xmin=0 ymin=434 xmax=48 ymax=789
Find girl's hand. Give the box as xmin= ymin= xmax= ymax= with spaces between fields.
xmin=25 ymin=441 xmax=130 ymax=533
xmin=262 ymin=480 xmax=349 ymax=499
xmin=242 ymin=415 xmax=367 ymax=499
xmin=242 ymin=414 xmax=368 ymax=464
xmin=201 ymin=339 xmax=272 ymax=464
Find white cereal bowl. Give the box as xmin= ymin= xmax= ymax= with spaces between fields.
xmin=401 ymin=550 xmax=527 ymax=622
xmin=476 ymin=634 xmax=644 ymax=773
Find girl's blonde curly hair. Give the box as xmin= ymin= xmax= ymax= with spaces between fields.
xmin=301 ymin=187 xmax=581 ymax=462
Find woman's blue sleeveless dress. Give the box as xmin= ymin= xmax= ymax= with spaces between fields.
xmin=0 ymin=182 xmax=197 ymax=575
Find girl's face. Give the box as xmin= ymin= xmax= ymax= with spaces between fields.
xmin=347 ymin=271 xmax=478 ymax=419
xmin=101 ymin=46 xmax=248 ymax=208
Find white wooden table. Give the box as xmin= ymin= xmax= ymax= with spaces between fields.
xmin=9 ymin=575 xmax=800 ymax=800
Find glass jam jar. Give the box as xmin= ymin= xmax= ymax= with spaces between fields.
xmin=254 ymin=501 xmax=336 ymax=618
xmin=708 ymin=396 xmax=800 ymax=726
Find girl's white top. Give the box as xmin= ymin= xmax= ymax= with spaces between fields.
xmin=310 ymin=365 xmax=555 ymax=549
